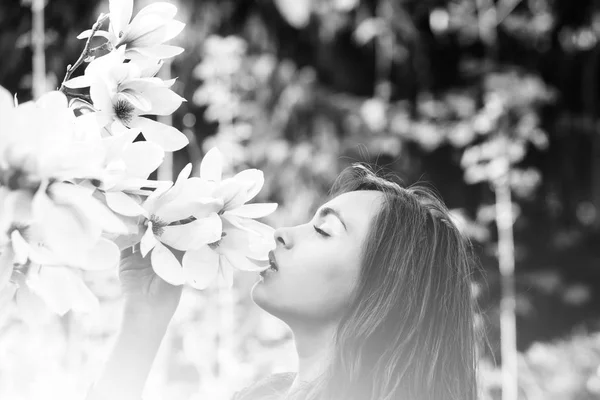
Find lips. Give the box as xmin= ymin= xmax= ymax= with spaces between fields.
xmin=268 ymin=250 xmax=279 ymax=271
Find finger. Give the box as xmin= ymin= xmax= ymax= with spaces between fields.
xmin=120 ymin=245 xmax=134 ymax=259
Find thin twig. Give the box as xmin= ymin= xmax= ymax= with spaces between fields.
xmin=59 ymin=13 xmax=109 ymax=93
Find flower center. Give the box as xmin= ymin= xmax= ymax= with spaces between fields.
xmin=0 ymin=165 xmax=41 ymax=193
xmin=208 ymin=232 xmax=227 ymax=250
xmin=113 ymin=99 xmax=136 ymax=126
xmin=148 ymin=215 xmax=167 ymax=237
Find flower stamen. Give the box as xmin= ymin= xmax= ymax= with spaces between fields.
xmin=149 ymin=215 xmax=167 ymax=237
xmin=113 ymin=98 xmax=135 ymax=126
xmin=208 ymin=232 xmax=227 ymax=250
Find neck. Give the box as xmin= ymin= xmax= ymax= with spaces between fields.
xmin=286 ymin=321 xmax=336 ymax=395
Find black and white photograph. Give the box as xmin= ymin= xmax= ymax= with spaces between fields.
xmin=0 ymin=0 xmax=598 ymax=399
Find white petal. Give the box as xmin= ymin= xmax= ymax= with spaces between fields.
xmin=182 ymin=245 xmax=219 ymax=289
xmin=162 ymin=20 xmax=186 ymax=42
xmin=117 ymin=177 xmax=163 ymax=192
xmin=162 ymin=78 xmax=177 ymax=88
xmin=0 ymin=246 xmax=14 ymax=292
xmin=29 ymin=267 xmax=98 ymax=315
xmin=140 ymin=224 xmax=157 ymax=257
xmin=0 ymin=282 xmax=17 ymax=318
xmin=151 ymin=163 xmax=193 ymax=214
xmin=50 ymin=183 xmax=128 ymax=234
xmin=95 ymin=112 xmax=115 ymax=130
xmin=127 ymin=20 xmax=185 ymax=49
xmin=217 ymin=257 xmax=234 ymax=289
xmin=130 ymin=44 xmax=184 ymax=60
xmin=77 ymin=29 xmax=111 ymax=40
xmin=32 ymin=186 xmax=98 ymax=266
xmin=247 ymin=256 xmax=270 ymax=270
xmin=86 ymin=50 xmax=126 ymax=79
xmin=104 ymin=214 xmax=144 ymax=250
xmin=36 ymin=90 xmax=68 ymax=109
xmin=215 ymin=178 xmax=248 ymax=211
xmin=66 ymin=274 xmax=99 ymax=314
xmin=105 ymin=191 xmax=146 ymax=216
xmin=109 ymin=0 xmax=133 ymax=37
xmin=150 ymin=241 xmax=184 ymax=285
xmin=141 ymin=86 xmax=185 ymax=116
xmin=221 ymin=213 xmax=254 ymax=235
xmin=2 ymin=190 xmax=32 ymax=227
xmin=129 ymin=116 xmax=188 ymax=151
xmin=233 ymin=169 xmax=265 ymax=203
xmin=121 ymin=16 xmax=170 ymax=47
xmin=133 ymin=58 xmax=163 ymax=78
xmin=224 ymin=203 xmax=278 ymax=219
xmin=160 ymin=213 xmax=222 ymax=250
xmin=63 ymin=75 xmax=92 ymax=89
xmin=177 ymin=162 xmax=193 ymax=182
xmin=15 ymin=284 xmax=52 ymax=323
xmin=83 ymin=237 xmax=120 ymax=270
xmin=10 ymin=230 xmax=30 ymax=266
xmin=221 ymin=248 xmax=265 ymax=272
xmin=141 ymin=180 xmax=173 ymax=214
xmin=118 ymin=90 xmax=151 ymax=112
xmin=156 ymin=200 xmax=210 ymax=223
xmin=135 ymin=2 xmax=178 ymax=20
xmin=232 ymin=217 xmax=276 ymax=238
xmin=200 ymin=147 xmax=223 ymax=182
xmin=18 ymin=224 xmax=64 ymax=265
xmin=176 ymin=177 xmax=219 ymax=203
xmin=220 ymin=219 xmax=275 ymax=260
xmin=90 ymin=77 xmax=115 ymax=113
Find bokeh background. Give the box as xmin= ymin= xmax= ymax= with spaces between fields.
xmin=2 ymin=0 xmax=600 ymax=399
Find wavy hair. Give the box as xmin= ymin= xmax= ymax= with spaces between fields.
xmin=286 ymin=163 xmax=483 ymax=400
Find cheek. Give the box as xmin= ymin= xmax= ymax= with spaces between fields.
xmin=254 ymin=245 xmax=361 ymax=321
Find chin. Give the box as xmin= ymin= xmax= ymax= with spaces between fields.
xmin=250 ymin=282 xmax=284 ymax=318
xmin=250 ymin=280 xmax=268 ymax=308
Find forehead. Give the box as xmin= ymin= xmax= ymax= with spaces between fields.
xmin=323 ymin=190 xmax=384 ymax=233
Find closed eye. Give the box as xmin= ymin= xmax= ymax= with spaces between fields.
xmin=313 ymin=225 xmax=330 ymax=237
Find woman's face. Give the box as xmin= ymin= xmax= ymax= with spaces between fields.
xmin=251 ymin=190 xmax=384 ymax=326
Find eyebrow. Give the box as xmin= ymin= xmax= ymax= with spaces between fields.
xmin=318 ymin=206 xmax=348 ymax=231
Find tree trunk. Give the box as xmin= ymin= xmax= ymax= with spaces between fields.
xmin=495 ymin=172 xmax=518 ymax=400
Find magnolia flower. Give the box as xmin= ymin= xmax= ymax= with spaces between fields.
xmin=179 ymin=148 xmax=278 ymax=289
xmin=0 ymin=86 xmax=126 ymax=265
xmin=136 ymin=163 xmax=225 ymax=285
xmin=0 ymin=224 xmax=116 ymax=317
xmin=0 ymin=235 xmax=13 ymax=295
xmin=14 ymin=265 xmax=99 ymax=317
xmin=94 ymin=129 xmax=166 ymax=217
xmin=30 ymin=181 xmax=127 ymax=267
xmin=0 ymin=88 xmax=107 ymax=186
xmin=78 ymin=0 xmax=185 ymax=60
xmin=85 ymin=56 xmax=187 ymax=151
xmin=199 ymin=148 xmax=278 ymax=234
xmin=6 ymin=223 xmax=120 ymax=272
xmin=183 ymin=218 xmax=274 ymax=289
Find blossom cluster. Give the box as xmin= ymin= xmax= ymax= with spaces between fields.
xmin=0 ymin=0 xmax=276 ymax=318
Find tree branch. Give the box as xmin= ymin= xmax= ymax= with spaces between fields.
xmin=59 ymin=13 xmax=110 ymax=93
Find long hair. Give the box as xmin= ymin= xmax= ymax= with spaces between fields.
xmin=289 ymin=163 xmax=482 ymax=400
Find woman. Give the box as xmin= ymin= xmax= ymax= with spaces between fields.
xmin=87 ymin=164 xmax=482 ymax=400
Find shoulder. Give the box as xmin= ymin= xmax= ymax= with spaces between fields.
xmin=232 ymin=372 xmax=296 ymax=400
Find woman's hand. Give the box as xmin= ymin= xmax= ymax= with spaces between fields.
xmin=119 ymin=245 xmax=183 ymax=320
xmin=86 ymin=245 xmax=184 ymax=400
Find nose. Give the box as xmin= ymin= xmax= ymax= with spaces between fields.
xmin=274 ymin=227 xmax=292 ymax=249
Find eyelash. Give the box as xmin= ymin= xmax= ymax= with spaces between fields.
xmin=313 ymin=225 xmax=330 ymax=237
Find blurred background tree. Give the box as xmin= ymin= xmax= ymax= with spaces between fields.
xmin=3 ymin=0 xmax=600 ymax=399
